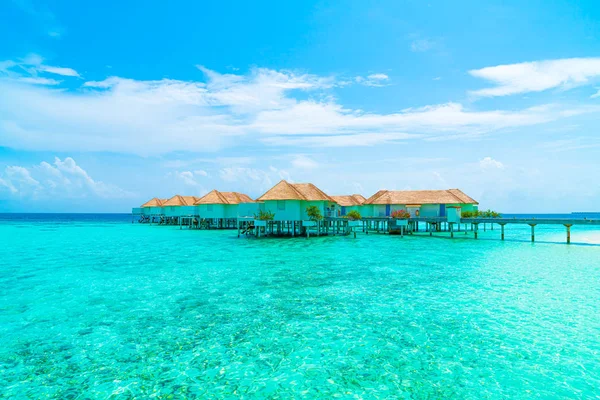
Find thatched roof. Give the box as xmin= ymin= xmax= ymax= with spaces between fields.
xmin=162 ymin=195 xmax=199 ymax=206
xmin=363 ymin=189 xmax=478 ymax=205
xmin=194 ymin=190 xmax=255 ymax=205
xmin=330 ymin=194 xmax=366 ymax=206
xmin=140 ymin=197 xmax=164 ymax=208
xmin=257 ymin=180 xmax=334 ymax=202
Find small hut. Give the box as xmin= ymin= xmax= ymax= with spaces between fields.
xmin=362 ymin=189 xmax=478 ymax=217
xmin=138 ymin=197 xmax=166 ymax=218
xmin=162 ymin=195 xmax=200 ymax=222
xmin=330 ymin=194 xmax=366 ymax=217
xmin=256 ymin=180 xmax=337 ymax=221
xmin=194 ymin=190 xmax=258 ymax=228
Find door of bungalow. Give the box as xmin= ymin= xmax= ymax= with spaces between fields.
xmin=439 ymin=204 xmax=446 ymax=217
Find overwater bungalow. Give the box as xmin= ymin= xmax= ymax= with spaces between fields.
xmin=194 ymin=190 xmax=258 ymax=228
xmin=162 ymin=195 xmax=200 ymax=223
xmin=330 ymin=194 xmax=367 ymax=217
xmin=362 ymin=189 xmax=478 ymax=218
xmin=132 ymin=197 xmax=167 ymax=222
xmin=256 ymin=180 xmax=338 ymax=221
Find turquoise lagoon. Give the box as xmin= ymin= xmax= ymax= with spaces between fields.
xmin=1 ymin=214 xmax=599 ymax=398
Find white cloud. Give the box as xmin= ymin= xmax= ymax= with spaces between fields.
xmin=0 ymin=157 xmax=130 ymax=199
xmin=173 ymin=171 xmax=199 ymax=186
xmin=172 ymin=169 xmax=209 ymax=186
xmin=38 ymin=65 xmax=79 ymax=77
xmin=0 ymin=177 xmax=17 ymax=194
xmin=0 ymin=54 xmax=80 ymax=79
xmin=218 ymin=166 xmax=292 ymax=194
xmin=220 ymin=167 xmax=271 ymax=183
xmin=539 ymin=137 xmax=600 ymax=152
xmin=411 ymin=39 xmax=434 ymax=52
xmin=479 ymin=157 xmax=504 ymax=169
xmin=0 ymin=59 xmax=597 ymax=154
xmin=355 ymin=73 xmax=390 ymax=87
xmin=291 ymin=155 xmax=319 ymax=169
xmin=5 ymin=165 xmax=40 ymax=187
xmin=16 ymin=77 xmax=62 ymax=85
xmin=469 ymin=57 xmax=600 ymax=97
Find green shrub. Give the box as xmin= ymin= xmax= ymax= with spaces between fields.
xmin=461 ymin=209 xmax=501 ymax=218
xmin=255 ymin=210 xmax=275 ymax=221
xmin=346 ymin=210 xmax=362 ymax=220
xmin=306 ymin=205 xmax=323 ymax=221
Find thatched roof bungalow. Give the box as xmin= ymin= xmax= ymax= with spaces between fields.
xmin=137 ymin=197 xmax=168 ymax=215
xmin=362 ymin=189 xmax=478 ymax=217
xmin=194 ymin=190 xmax=259 ymax=218
xmin=162 ymin=195 xmax=200 ymax=217
xmin=330 ymin=194 xmax=366 ymax=217
xmin=256 ymin=180 xmax=338 ymax=221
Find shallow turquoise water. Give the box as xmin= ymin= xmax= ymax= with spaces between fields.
xmin=1 ymin=215 xmax=600 ymax=399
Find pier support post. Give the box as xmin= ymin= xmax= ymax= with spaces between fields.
xmin=529 ymin=224 xmax=536 ymax=242
xmin=500 ymin=223 xmax=506 ymax=240
xmin=450 ymin=223 xmax=454 ymax=238
xmin=565 ymin=224 xmax=572 ymax=244
xmin=474 ymin=223 xmax=478 ymax=239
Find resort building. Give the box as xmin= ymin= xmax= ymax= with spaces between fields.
xmin=330 ymin=194 xmax=367 ymax=217
xmin=256 ymin=180 xmax=338 ymax=221
xmin=362 ymin=189 xmax=478 ymax=217
xmin=194 ymin=190 xmax=258 ymax=227
xmin=133 ymin=197 xmax=167 ymax=219
xmin=162 ymin=195 xmax=200 ymax=219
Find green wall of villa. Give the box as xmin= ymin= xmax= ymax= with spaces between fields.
xmin=262 ymin=200 xmax=337 ymax=221
xmin=238 ymin=203 xmax=263 ymax=218
xmin=338 ymin=205 xmax=365 ymax=217
xmin=196 ymin=204 xmax=226 ymax=219
xmin=360 ymin=203 xmax=478 ymax=218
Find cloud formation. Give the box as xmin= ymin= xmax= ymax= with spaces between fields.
xmin=411 ymin=39 xmax=434 ymax=52
xmin=0 ymin=57 xmax=597 ymax=155
xmin=469 ymin=57 xmax=600 ymax=97
xmin=354 ymin=73 xmax=389 ymax=87
xmin=479 ymin=156 xmax=504 ymax=169
xmin=0 ymin=157 xmax=130 ymax=199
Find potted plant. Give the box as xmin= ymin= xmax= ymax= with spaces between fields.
xmin=346 ymin=210 xmax=362 ymax=227
xmin=391 ymin=209 xmax=410 ymax=226
xmin=254 ymin=210 xmax=274 ymax=227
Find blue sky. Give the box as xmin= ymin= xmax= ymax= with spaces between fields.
xmin=1 ymin=0 xmax=600 ymax=213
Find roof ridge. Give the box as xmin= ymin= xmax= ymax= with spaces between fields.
xmin=364 ymin=189 xmax=388 ymax=205
xmin=445 ymin=189 xmax=465 ymax=204
xmin=308 ymin=183 xmax=335 ymax=202
xmin=232 ymin=192 xmax=242 ymax=203
xmin=214 ymin=190 xmax=229 ymax=204
xmin=286 ymin=181 xmax=309 ymax=200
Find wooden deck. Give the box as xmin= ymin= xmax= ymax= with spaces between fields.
xmin=326 ymin=216 xmax=600 ymax=243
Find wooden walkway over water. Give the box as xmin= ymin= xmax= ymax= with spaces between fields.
xmin=350 ymin=216 xmax=600 ymax=244
xmin=136 ymin=212 xmax=600 ymax=244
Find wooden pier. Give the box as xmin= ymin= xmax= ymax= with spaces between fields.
xmin=329 ymin=216 xmax=600 ymax=244
xmin=236 ymin=218 xmax=354 ymax=238
xmin=134 ymin=211 xmax=599 ymax=244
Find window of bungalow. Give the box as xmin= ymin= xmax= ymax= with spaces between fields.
xmin=277 ymin=201 xmax=286 ymax=211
